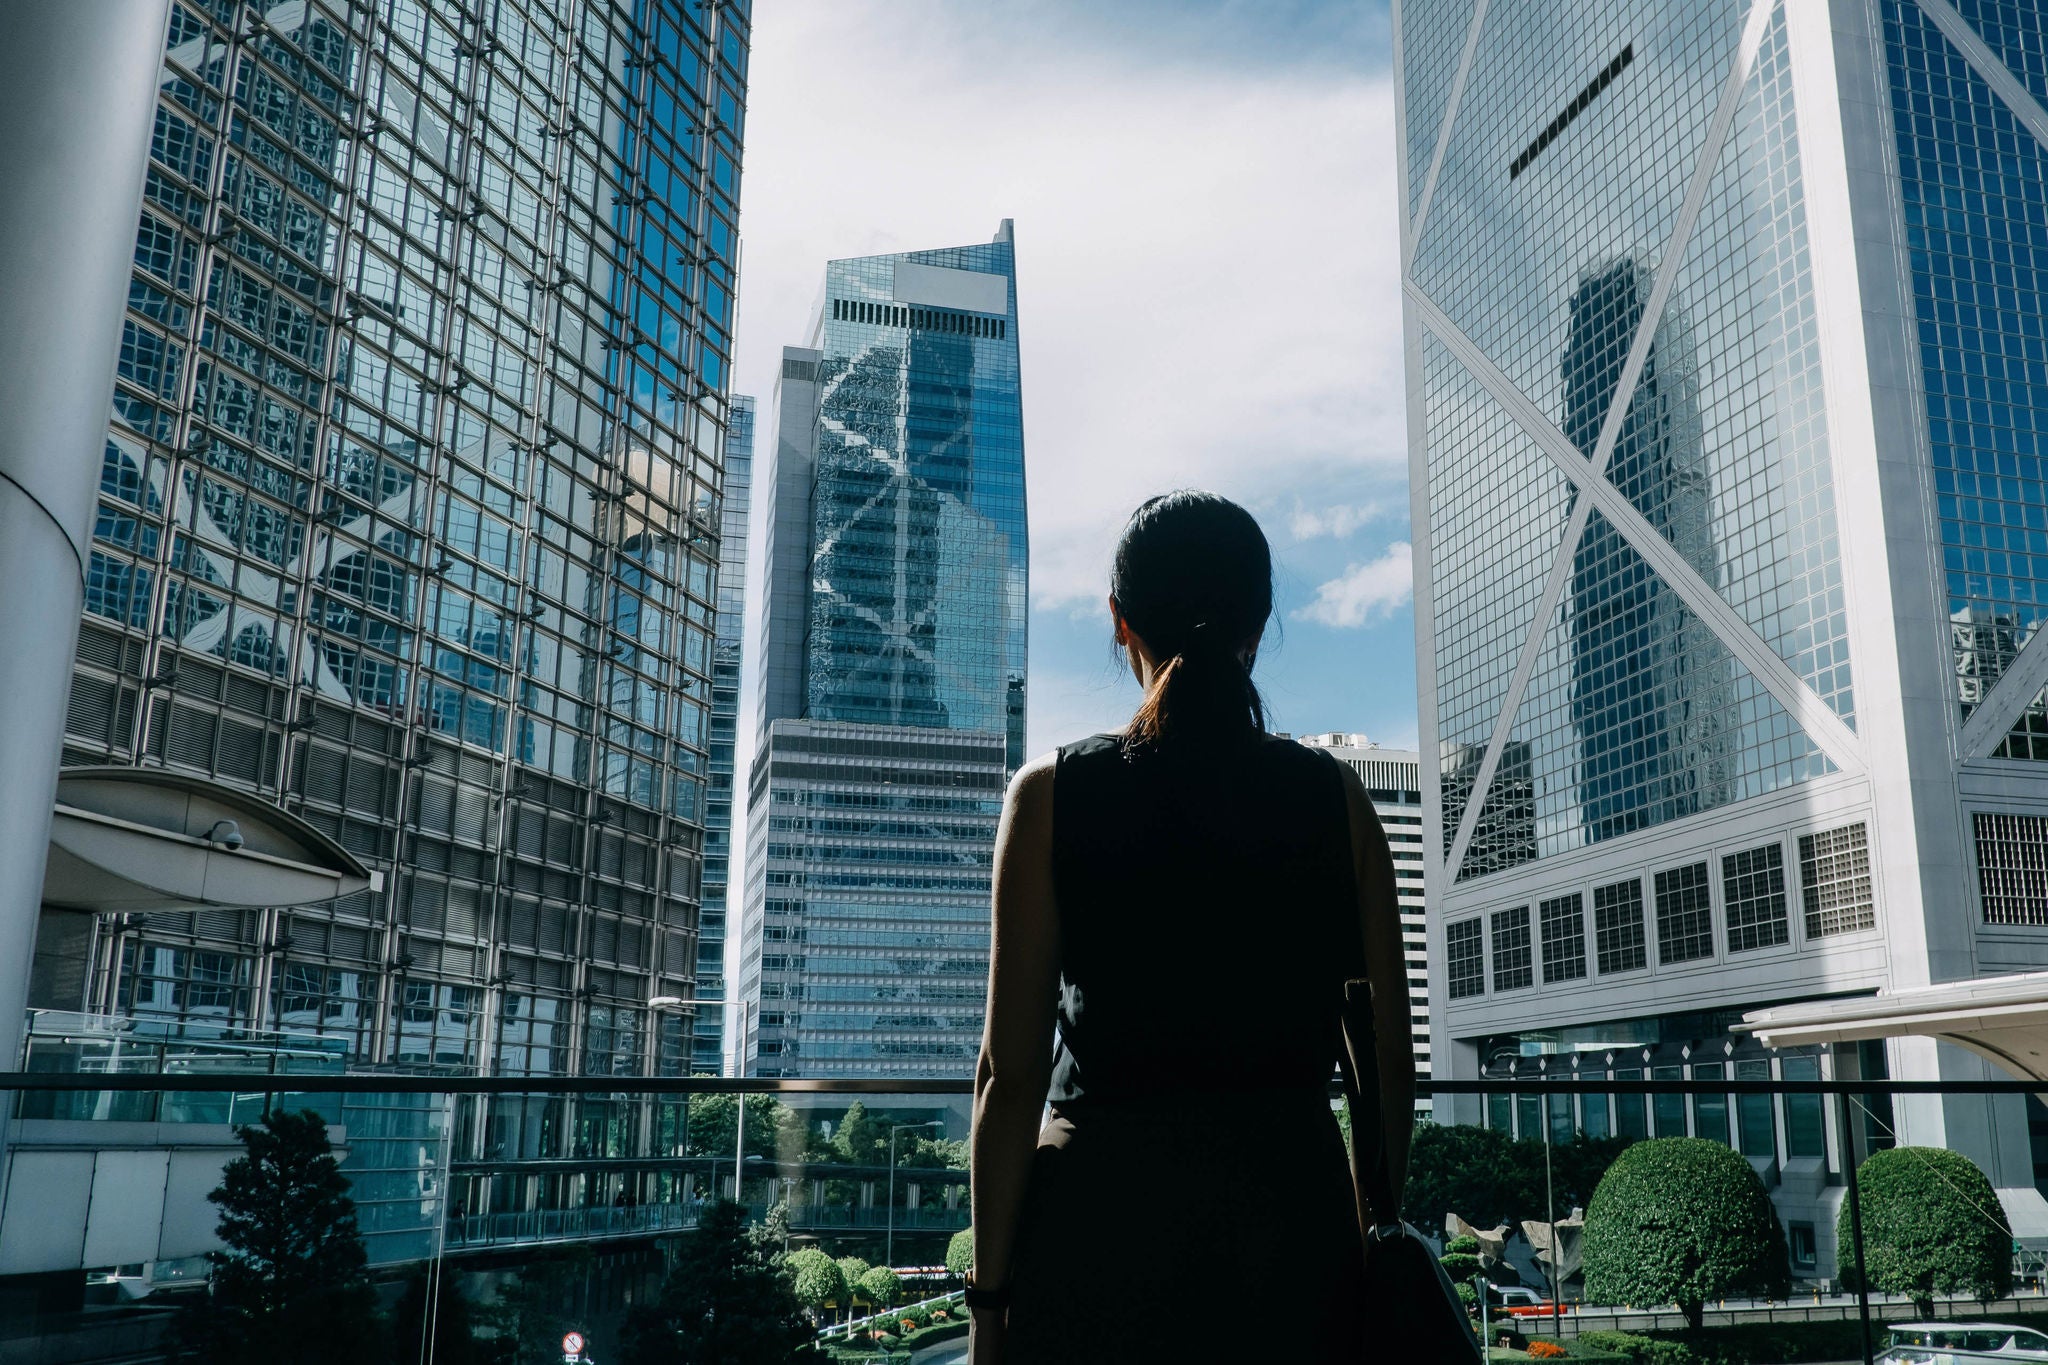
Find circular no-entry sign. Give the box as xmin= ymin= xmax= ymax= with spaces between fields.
xmin=562 ymin=1331 xmax=586 ymax=1356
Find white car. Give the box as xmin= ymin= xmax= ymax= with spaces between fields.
xmin=1880 ymin=1323 xmax=2048 ymax=1362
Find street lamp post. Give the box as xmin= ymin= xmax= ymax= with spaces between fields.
xmin=885 ymin=1120 xmax=945 ymax=1271
xmin=733 ymin=998 xmax=754 ymax=1202
xmin=647 ymin=995 xmax=698 ymax=1202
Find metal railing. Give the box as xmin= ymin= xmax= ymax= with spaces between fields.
xmin=7 ymin=1069 xmax=2048 ymax=1365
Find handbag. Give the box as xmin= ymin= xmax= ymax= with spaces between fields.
xmin=1339 ymin=976 xmax=1485 ymax=1362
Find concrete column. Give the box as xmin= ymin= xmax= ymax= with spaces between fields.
xmin=0 ymin=1 xmax=170 ymax=1069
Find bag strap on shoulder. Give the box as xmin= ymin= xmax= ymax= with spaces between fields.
xmin=1338 ymin=976 xmax=1401 ymax=1233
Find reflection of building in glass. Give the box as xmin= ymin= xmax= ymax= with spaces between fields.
xmin=1402 ymin=0 xmax=2048 ymax=1278
xmin=22 ymin=0 xmax=753 ymax=1275
xmin=700 ymin=394 xmax=755 ymax=1075
xmin=1295 ymin=733 xmax=1433 ymax=1115
xmin=1564 ymin=261 xmax=1732 ymax=841
xmin=740 ymin=224 xmax=1027 ymax=1079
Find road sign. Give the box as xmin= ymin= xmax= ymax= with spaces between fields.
xmin=562 ymin=1331 xmax=586 ymax=1356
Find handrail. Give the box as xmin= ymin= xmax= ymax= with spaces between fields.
xmin=818 ymin=1290 xmax=965 ymax=1341
xmin=0 ymin=1072 xmax=2043 ymax=1095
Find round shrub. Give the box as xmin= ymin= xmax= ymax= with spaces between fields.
xmin=1839 ymin=1146 xmax=2011 ymax=1315
xmin=859 ymin=1265 xmax=902 ymax=1310
xmin=1582 ymin=1137 xmax=1789 ymax=1330
xmin=837 ymin=1256 xmax=872 ymax=1302
xmin=1445 ymin=1233 xmax=1481 ymax=1257
xmin=945 ymin=1226 xmax=975 ymax=1278
xmin=786 ymin=1246 xmax=847 ymax=1312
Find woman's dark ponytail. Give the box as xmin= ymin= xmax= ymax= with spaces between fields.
xmin=1113 ymin=491 xmax=1273 ymax=751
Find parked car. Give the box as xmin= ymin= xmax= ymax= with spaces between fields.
xmin=1880 ymin=1323 xmax=2048 ymax=1361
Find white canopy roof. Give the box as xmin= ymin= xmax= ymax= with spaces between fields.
xmin=1739 ymin=972 xmax=2048 ymax=1085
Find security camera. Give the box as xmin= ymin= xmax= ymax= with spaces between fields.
xmin=206 ymin=820 xmax=245 ymax=851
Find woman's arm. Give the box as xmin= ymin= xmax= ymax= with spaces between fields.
xmin=969 ymin=752 xmax=1060 ymax=1290
xmin=1337 ymin=761 xmax=1417 ymax=1194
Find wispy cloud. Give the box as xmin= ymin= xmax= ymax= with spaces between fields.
xmin=1289 ymin=499 xmax=1388 ymax=541
xmin=1294 ymin=543 xmax=1414 ymax=628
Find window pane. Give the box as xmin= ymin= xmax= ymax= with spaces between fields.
xmin=1784 ymin=1054 xmax=1824 ymax=1158
xmin=1737 ymin=1059 xmax=1776 ymax=1158
xmin=1653 ymin=1065 xmax=1686 ymax=1136
xmin=1614 ymin=1067 xmax=1647 ymax=1138
xmin=1692 ymin=1061 xmax=1729 ymax=1145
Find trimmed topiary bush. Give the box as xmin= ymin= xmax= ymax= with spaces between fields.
xmin=858 ymin=1265 xmax=901 ymax=1310
xmin=1839 ymin=1146 xmax=2011 ymax=1316
xmin=786 ymin=1246 xmax=847 ymax=1317
xmin=1582 ymin=1137 xmax=1789 ymax=1330
xmin=945 ymin=1227 xmax=974 ymax=1278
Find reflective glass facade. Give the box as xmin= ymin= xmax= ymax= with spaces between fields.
xmin=58 ymin=0 xmax=748 ymax=1235
xmin=1411 ymin=0 xmax=1849 ymax=875
xmin=1408 ymin=0 xmax=2048 ymax=1250
xmin=740 ymin=225 xmax=1027 ymax=1077
xmin=1880 ymin=0 xmax=2048 ymax=749
xmin=697 ymin=392 xmax=752 ymax=1072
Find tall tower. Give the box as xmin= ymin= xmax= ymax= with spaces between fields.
xmin=1402 ymin=0 xmax=2048 ymax=1271
xmin=8 ymin=0 xmax=753 ymax=1272
xmin=740 ymin=223 xmax=1027 ymax=1079
xmin=700 ymin=394 xmax=755 ymax=1075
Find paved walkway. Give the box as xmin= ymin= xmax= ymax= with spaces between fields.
xmin=909 ymin=1342 xmax=967 ymax=1365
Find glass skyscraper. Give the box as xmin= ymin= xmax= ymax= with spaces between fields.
xmin=1401 ymin=0 xmax=2048 ymax=1268
xmin=740 ymin=223 xmax=1027 ymax=1078
xmin=34 ymin=0 xmax=749 ymax=1253
xmin=698 ymin=391 xmax=753 ymax=1074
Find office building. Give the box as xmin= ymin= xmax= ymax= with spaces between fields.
xmin=700 ymin=393 xmax=754 ymax=1075
xmin=739 ymin=224 xmax=1027 ymax=1079
xmin=1 ymin=0 xmax=752 ymax=1285
xmin=1400 ymin=0 xmax=2048 ymax=1273
xmin=1294 ymin=732 xmax=1432 ymax=1111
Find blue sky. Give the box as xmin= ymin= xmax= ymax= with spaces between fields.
xmin=731 ymin=0 xmax=1418 ymax=757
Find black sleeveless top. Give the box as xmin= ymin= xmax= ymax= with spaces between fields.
xmin=1046 ymin=732 xmax=1367 ymax=1107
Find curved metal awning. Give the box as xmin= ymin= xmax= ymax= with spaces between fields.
xmin=1738 ymin=972 xmax=2048 ymax=1086
xmin=41 ymin=766 xmax=380 ymax=913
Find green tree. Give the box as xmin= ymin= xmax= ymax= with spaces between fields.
xmin=477 ymin=1248 xmax=592 ymax=1365
xmin=858 ymin=1266 xmax=902 ymax=1310
xmin=785 ymin=1248 xmax=847 ymax=1320
xmin=185 ymin=1108 xmax=385 ymax=1365
xmin=620 ymin=1200 xmax=816 ymax=1365
xmin=394 ymin=1263 xmax=477 ymax=1365
xmin=687 ymin=1090 xmax=803 ymax=1163
xmin=945 ymin=1228 xmax=974 ymax=1279
xmin=1402 ymin=1122 xmax=1534 ymax=1231
xmin=835 ymin=1255 xmax=872 ymax=1303
xmin=1582 ymin=1138 xmax=1789 ymax=1330
xmin=832 ymin=1101 xmax=888 ymax=1166
xmin=1439 ymin=1233 xmax=1484 ymax=1286
xmin=898 ymin=1135 xmax=969 ymax=1170
xmin=1839 ymin=1147 xmax=2012 ymax=1316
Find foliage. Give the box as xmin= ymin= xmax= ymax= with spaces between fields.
xmin=901 ymin=1305 xmax=932 ymax=1330
xmin=688 ymin=1089 xmax=808 ymax=1163
xmin=621 ymin=1199 xmax=817 ymax=1365
xmin=1441 ymin=1253 xmax=1485 ymax=1284
xmin=1838 ymin=1146 xmax=2012 ymax=1314
xmin=858 ymin=1266 xmax=902 ymax=1310
xmin=1526 ymin=1341 xmax=1568 ymax=1359
xmin=833 ymin=1102 xmax=889 ymax=1165
xmin=1455 ymin=1280 xmax=1478 ymax=1309
xmin=785 ymin=1248 xmax=848 ymax=1314
xmin=836 ymin=1256 xmax=873 ymax=1301
xmin=394 ymin=1264 xmax=477 ymax=1365
xmin=945 ymin=1228 xmax=974 ymax=1278
xmin=897 ymin=1135 xmax=970 ymax=1170
xmin=1445 ymin=1234 xmax=1481 ymax=1256
xmin=1581 ymin=1138 xmax=1789 ymax=1330
xmin=1574 ymin=1321 xmax=1885 ymax=1365
xmin=476 ymin=1248 xmax=593 ymax=1365
xmin=1403 ymin=1123 xmax=1635 ymax=1235
xmin=182 ymin=1108 xmax=385 ymax=1365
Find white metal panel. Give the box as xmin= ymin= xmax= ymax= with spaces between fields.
xmin=81 ymin=1150 xmax=170 ymax=1267
xmin=158 ymin=1150 xmax=233 ymax=1261
xmin=0 ymin=1150 xmax=91 ymax=1273
xmin=890 ymin=261 xmax=1007 ymax=315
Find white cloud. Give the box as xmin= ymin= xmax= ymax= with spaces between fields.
xmin=732 ymin=2 xmax=1406 ymax=615
xmin=1294 ymin=543 xmax=1414 ymax=628
xmin=1289 ymin=500 xmax=1387 ymax=541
